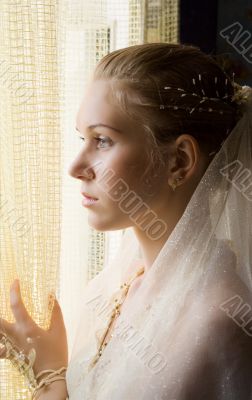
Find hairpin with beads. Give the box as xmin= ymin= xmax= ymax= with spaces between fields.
xmin=160 ymin=75 xmax=236 ymax=115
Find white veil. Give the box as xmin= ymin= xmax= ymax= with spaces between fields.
xmin=66 ymin=87 xmax=252 ymax=399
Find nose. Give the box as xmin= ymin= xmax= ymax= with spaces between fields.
xmin=68 ymin=154 xmax=95 ymax=181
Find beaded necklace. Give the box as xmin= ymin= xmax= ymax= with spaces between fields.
xmin=89 ymin=266 xmax=145 ymax=369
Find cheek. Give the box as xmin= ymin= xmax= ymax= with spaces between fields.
xmin=113 ymin=163 xmax=148 ymax=199
xmin=98 ymin=147 xmax=147 ymax=189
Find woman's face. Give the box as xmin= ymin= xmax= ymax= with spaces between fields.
xmin=68 ymin=79 xmax=169 ymax=232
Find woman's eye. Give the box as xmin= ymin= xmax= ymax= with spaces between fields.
xmin=78 ymin=136 xmax=112 ymax=149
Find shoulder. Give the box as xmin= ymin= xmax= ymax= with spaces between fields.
xmin=182 ymin=316 xmax=252 ymax=399
xmin=196 ymin=262 xmax=252 ymax=359
xmin=188 ymin=282 xmax=252 ymax=397
xmin=179 ymin=238 xmax=252 ymax=397
xmin=188 ymin=239 xmax=251 ymax=360
xmin=207 ymin=300 xmax=252 ymax=358
xmin=181 ymin=289 xmax=252 ymax=398
xmin=201 ymin=238 xmax=252 ymax=344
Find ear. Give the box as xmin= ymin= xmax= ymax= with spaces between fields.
xmin=173 ymin=134 xmax=202 ymax=180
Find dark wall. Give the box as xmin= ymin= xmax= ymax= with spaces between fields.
xmin=179 ymin=0 xmax=252 ymax=85
xmin=179 ymin=0 xmax=218 ymax=55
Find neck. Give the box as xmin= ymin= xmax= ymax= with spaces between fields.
xmin=132 ymin=192 xmax=191 ymax=272
xmin=132 ymin=155 xmax=210 ymax=272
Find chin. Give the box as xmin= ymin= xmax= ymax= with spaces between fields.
xmin=87 ymin=214 xmax=130 ymax=232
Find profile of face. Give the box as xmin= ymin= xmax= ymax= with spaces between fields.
xmin=68 ymin=79 xmax=172 ymax=232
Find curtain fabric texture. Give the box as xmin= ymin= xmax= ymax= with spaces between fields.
xmin=0 ymin=1 xmax=65 ymax=398
xmin=0 ymin=0 xmax=179 ymax=398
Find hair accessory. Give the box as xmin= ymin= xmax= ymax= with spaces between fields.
xmin=224 ymin=77 xmax=229 ymax=98
xmin=160 ymin=77 xmax=252 ymax=116
xmin=214 ymin=76 xmax=220 ymax=97
xmin=158 ymin=102 xmax=232 ymax=115
xmin=198 ymin=73 xmax=206 ymax=96
xmin=231 ymin=83 xmax=252 ymax=106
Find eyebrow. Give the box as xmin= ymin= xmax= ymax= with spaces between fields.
xmin=75 ymin=124 xmax=123 ymax=133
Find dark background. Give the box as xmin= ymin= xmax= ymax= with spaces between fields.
xmin=180 ymin=0 xmax=252 ymax=85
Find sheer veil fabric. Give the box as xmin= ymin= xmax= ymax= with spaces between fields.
xmin=66 ymin=88 xmax=252 ymax=399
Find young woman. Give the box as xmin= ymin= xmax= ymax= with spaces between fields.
xmin=1 ymin=43 xmax=252 ymax=399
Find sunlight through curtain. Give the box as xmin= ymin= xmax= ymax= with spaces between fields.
xmin=0 ymin=0 xmax=66 ymax=398
xmin=0 ymin=0 xmax=179 ymax=398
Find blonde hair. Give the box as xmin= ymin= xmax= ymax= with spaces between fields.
xmin=93 ymin=43 xmax=239 ymax=178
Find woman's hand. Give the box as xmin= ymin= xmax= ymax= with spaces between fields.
xmin=0 ymin=279 xmax=68 ymax=377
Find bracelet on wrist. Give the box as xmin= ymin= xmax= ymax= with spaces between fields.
xmin=32 ymin=367 xmax=67 ymax=399
xmin=0 ymin=332 xmax=68 ymax=398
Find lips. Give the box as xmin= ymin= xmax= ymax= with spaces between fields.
xmin=81 ymin=192 xmax=98 ymax=200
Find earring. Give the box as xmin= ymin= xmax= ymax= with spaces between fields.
xmin=169 ymin=176 xmax=183 ymax=191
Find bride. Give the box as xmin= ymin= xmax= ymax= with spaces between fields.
xmin=1 ymin=43 xmax=252 ymax=399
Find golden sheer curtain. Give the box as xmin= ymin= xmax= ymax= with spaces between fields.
xmin=0 ymin=1 xmax=66 ymax=398
xmin=0 ymin=0 xmax=179 ymax=398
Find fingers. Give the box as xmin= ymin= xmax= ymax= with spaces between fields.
xmin=0 ymin=317 xmax=14 ymax=337
xmin=0 ymin=318 xmax=15 ymax=359
xmin=49 ymin=296 xmax=65 ymax=332
xmin=10 ymin=279 xmax=31 ymax=326
xmin=0 ymin=342 xmax=7 ymax=359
